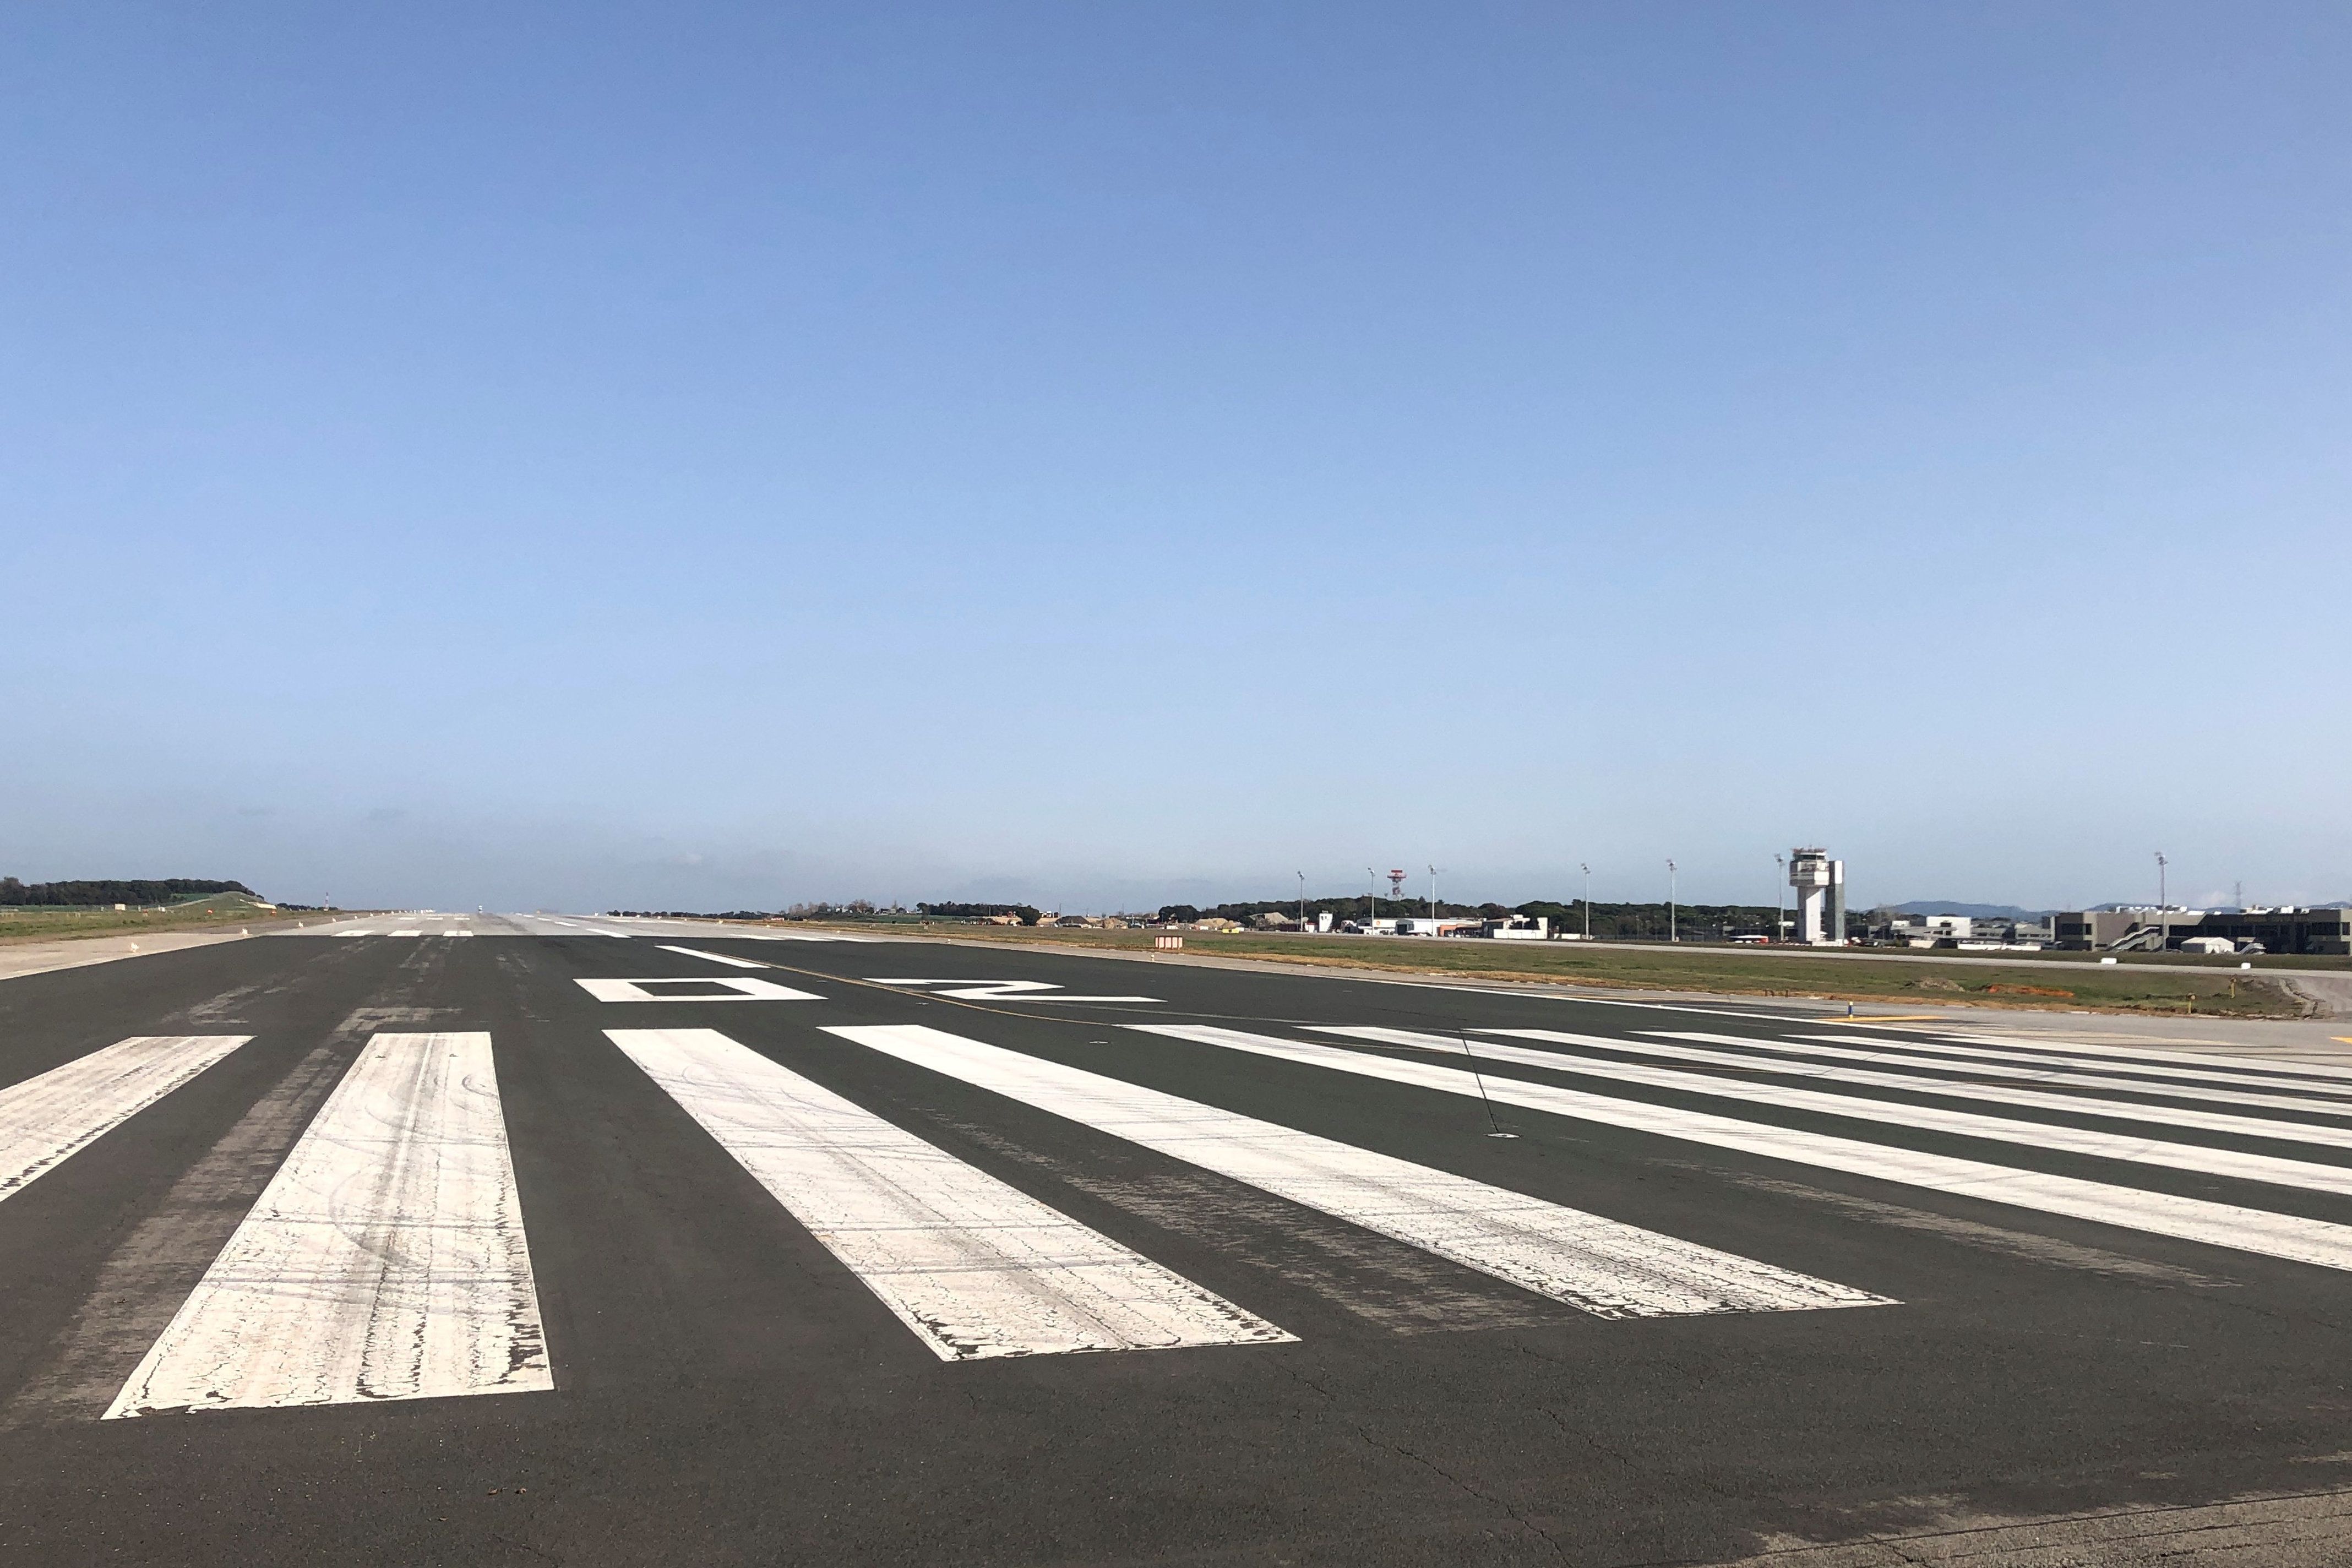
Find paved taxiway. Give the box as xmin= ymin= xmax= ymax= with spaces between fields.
xmin=8 ymin=919 xmax=2352 ymax=1564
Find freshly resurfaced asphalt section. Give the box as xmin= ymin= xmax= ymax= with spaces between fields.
xmin=8 ymin=931 xmax=2352 ymax=1564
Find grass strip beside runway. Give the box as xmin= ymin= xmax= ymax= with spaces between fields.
xmin=806 ymin=923 xmax=2307 ymax=1018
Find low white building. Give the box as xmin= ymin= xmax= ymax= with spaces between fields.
xmin=1477 ymin=916 xmax=1549 ymax=940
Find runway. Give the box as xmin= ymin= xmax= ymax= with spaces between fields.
xmin=7 ymin=920 xmax=2352 ymax=1564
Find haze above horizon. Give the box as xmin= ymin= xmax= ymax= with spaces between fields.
xmin=4 ymin=4 xmax=2346 ymax=915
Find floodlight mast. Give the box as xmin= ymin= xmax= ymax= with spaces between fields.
xmin=1580 ymin=863 xmax=1591 ymax=940
xmin=1667 ymin=860 xmax=1678 ymax=943
xmin=1366 ymin=867 xmax=1378 ymax=927
xmin=2156 ymin=851 xmax=2169 ymax=946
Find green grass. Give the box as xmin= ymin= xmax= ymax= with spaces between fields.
xmin=0 ymin=892 xmax=340 ymax=946
xmin=831 ymin=922 xmax=2308 ymax=1018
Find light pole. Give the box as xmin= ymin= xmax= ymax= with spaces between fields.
xmin=2155 ymin=851 xmax=2168 ymax=947
xmin=1428 ymin=864 xmax=1439 ymax=925
xmin=1366 ymin=867 xmax=1378 ymax=929
xmin=1774 ymin=853 xmax=1785 ymax=944
xmin=1667 ymin=860 xmax=1678 ymax=943
xmin=1297 ymin=870 xmax=1306 ymax=929
xmin=1580 ymin=863 xmax=1591 ymax=940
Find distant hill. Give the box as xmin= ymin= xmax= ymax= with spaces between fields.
xmin=1883 ymin=900 xmax=2052 ymax=919
xmin=0 ymin=877 xmax=257 ymax=907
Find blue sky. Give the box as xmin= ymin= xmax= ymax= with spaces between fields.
xmin=4 ymin=3 xmax=2347 ymax=914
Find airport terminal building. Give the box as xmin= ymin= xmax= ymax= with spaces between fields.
xmin=2054 ymin=908 xmax=2352 ymax=956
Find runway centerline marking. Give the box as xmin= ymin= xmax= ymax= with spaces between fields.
xmin=655 ymin=945 xmax=771 ymax=969
xmin=867 ymin=979 xmax=1161 ymax=1004
xmin=608 ymin=1028 xmax=1291 ymax=1359
xmin=826 ymin=1023 xmax=1891 ymax=1320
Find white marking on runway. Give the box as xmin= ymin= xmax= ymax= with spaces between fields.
xmin=608 ymin=1028 xmax=1291 ymax=1359
xmin=1801 ymin=1032 xmax=2352 ymax=1099
xmin=1314 ymin=1028 xmax=2352 ymax=1155
xmin=1463 ymin=1027 xmax=2352 ymax=1199
xmin=733 ymin=930 xmax=878 ymax=943
xmin=574 ymin=976 xmax=822 ymax=1003
xmin=389 ymin=929 xmax=422 ymax=937
xmin=655 ymin=945 xmax=771 ymax=969
xmin=1673 ymin=1032 xmax=2352 ymax=1121
xmin=1135 ymin=1024 xmax=2352 ymax=1275
xmin=106 ymin=1032 xmax=550 ymax=1417
xmin=1932 ymin=1031 xmax=2352 ymax=1087
xmin=868 ymin=979 xmax=1162 ymax=1003
xmin=1 ymin=1037 xmax=252 ymax=1204
xmin=826 ymin=1024 xmax=1890 ymax=1320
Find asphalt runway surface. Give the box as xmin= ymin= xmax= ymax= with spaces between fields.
xmin=8 ymin=917 xmax=2352 ymax=1566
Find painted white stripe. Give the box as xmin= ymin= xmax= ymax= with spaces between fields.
xmin=106 ymin=1032 xmax=549 ymax=1417
xmin=2 ymin=1036 xmax=252 ymax=1203
xmin=1329 ymin=1026 xmax=2352 ymax=1200
xmin=607 ymin=1028 xmax=1290 ymax=1359
xmin=825 ymin=1024 xmax=1890 ymax=1320
xmin=389 ymin=929 xmax=422 ymax=937
xmin=1660 ymin=1031 xmax=2352 ymax=1123
xmin=1800 ymin=1032 xmax=2352 ymax=1099
xmin=1133 ymin=1023 xmax=2352 ymax=1275
xmin=1314 ymin=1028 xmax=2352 ymax=1154
xmin=575 ymin=976 xmax=821 ymax=1003
xmin=737 ymin=931 xmax=877 ymax=942
xmin=655 ymin=945 xmax=770 ymax=968
xmin=870 ymin=979 xmax=1162 ymax=1003
xmin=1934 ymin=1031 xmax=2352 ymax=1086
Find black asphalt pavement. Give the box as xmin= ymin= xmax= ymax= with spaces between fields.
xmin=6 ymin=924 xmax=2352 ymax=1566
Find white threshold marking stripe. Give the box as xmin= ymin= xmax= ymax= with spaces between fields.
xmin=1134 ymin=1024 xmax=2352 ymax=1275
xmin=655 ymin=945 xmax=770 ymax=969
xmin=2 ymin=1036 xmax=253 ymax=1203
xmin=1464 ymin=1028 xmax=2352 ymax=1199
xmin=1934 ymin=1031 xmax=2352 ymax=1087
xmin=608 ymin=1028 xmax=1289 ymax=1359
xmin=106 ymin=1032 xmax=550 ymax=1417
xmin=1680 ymin=1032 xmax=2352 ymax=1121
xmin=1318 ymin=1028 xmax=2352 ymax=1155
xmin=575 ymin=976 xmax=821 ymax=1002
xmin=1809 ymin=1031 xmax=2352 ymax=1098
xmin=826 ymin=1024 xmax=1888 ymax=1320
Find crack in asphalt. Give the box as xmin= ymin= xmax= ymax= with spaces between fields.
xmin=1356 ymin=1423 xmax=1570 ymax=1562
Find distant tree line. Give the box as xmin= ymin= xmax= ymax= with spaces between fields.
xmin=918 ymin=902 xmax=1045 ymax=923
xmin=606 ymin=909 xmax=785 ymax=920
xmin=0 ymin=877 xmax=255 ymax=907
xmin=603 ymin=900 xmax=932 ymax=921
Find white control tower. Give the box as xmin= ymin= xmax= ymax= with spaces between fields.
xmin=1788 ymin=847 xmax=1846 ymax=945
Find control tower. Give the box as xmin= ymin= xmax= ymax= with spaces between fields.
xmin=1788 ymin=847 xmax=1846 ymax=945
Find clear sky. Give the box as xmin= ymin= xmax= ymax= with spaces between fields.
xmin=4 ymin=3 xmax=2347 ymax=915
